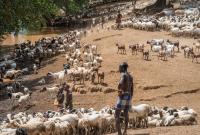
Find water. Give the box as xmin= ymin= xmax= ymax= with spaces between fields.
xmin=1 ymin=27 xmax=70 ymax=46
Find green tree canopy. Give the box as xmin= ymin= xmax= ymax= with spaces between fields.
xmin=53 ymin=0 xmax=88 ymax=15
xmin=0 ymin=0 xmax=58 ymax=39
xmin=0 ymin=0 xmax=88 ymax=40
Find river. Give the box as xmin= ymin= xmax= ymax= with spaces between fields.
xmin=1 ymin=27 xmax=70 ymax=46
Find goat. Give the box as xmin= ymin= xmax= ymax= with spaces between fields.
xmin=184 ymin=47 xmax=193 ymax=58
xmin=116 ymin=43 xmax=126 ymax=54
xmin=41 ymin=86 xmax=59 ymax=98
xmin=33 ymin=64 xmax=38 ymax=74
xmin=158 ymin=50 xmax=167 ymax=61
xmin=191 ymin=52 xmax=200 ymax=63
xmin=142 ymin=50 xmax=150 ymax=60
xmin=21 ymin=86 xmax=30 ymax=94
xmin=129 ymin=44 xmax=138 ymax=55
xmin=194 ymin=43 xmax=200 ymax=52
xmin=47 ymin=70 xmax=66 ymax=84
xmin=18 ymin=92 xmax=32 ymax=107
xmin=167 ymin=39 xmax=180 ymax=52
xmin=7 ymin=92 xmax=24 ymax=106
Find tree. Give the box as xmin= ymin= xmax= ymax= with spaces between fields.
xmin=0 ymin=0 xmax=58 ymax=39
xmin=53 ymin=0 xmax=88 ymax=15
xmin=0 ymin=0 xmax=89 ymax=40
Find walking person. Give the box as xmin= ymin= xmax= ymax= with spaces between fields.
xmin=64 ymin=84 xmax=73 ymax=111
xmin=115 ymin=62 xmax=134 ymax=135
xmin=116 ymin=11 xmax=122 ymax=29
xmin=101 ymin=16 xmax=105 ymax=29
xmin=56 ymin=83 xmax=65 ymax=112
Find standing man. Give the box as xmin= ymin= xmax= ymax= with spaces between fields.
xmin=116 ymin=11 xmax=122 ymax=29
xmin=64 ymin=84 xmax=73 ymax=111
xmin=115 ymin=62 xmax=133 ymax=135
xmin=101 ymin=16 xmax=105 ymax=29
xmin=56 ymin=84 xmax=65 ymax=111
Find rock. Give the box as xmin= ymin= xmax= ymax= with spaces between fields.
xmin=74 ymin=85 xmax=84 ymax=92
xmin=103 ymin=87 xmax=116 ymax=93
xmin=89 ymin=86 xmax=102 ymax=93
xmin=79 ymin=89 xmax=87 ymax=94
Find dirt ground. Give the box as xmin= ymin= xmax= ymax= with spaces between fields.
xmin=1 ymin=23 xmax=200 ymax=135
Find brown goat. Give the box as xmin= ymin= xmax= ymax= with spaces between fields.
xmin=158 ymin=50 xmax=167 ymax=61
xmin=129 ymin=44 xmax=138 ymax=55
xmin=142 ymin=50 xmax=149 ymax=60
xmin=137 ymin=44 xmax=145 ymax=52
xmin=116 ymin=43 xmax=126 ymax=54
xmin=191 ymin=52 xmax=200 ymax=63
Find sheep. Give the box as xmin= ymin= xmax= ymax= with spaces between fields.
xmin=129 ymin=104 xmax=151 ymax=128
xmin=147 ymin=118 xmax=162 ymax=127
xmin=91 ymin=45 xmax=97 ymax=55
xmin=162 ymin=113 xmax=178 ymax=126
xmin=49 ymin=114 xmax=78 ymax=135
xmin=43 ymin=121 xmax=56 ymax=135
xmin=77 ymin=112 xmax=103 ymax=135
xmin=1 ymin=105 xmax=198 ymax=135
xmin=95 ymin=55 xmax=103 ymax=67
xmin=0 ymin=128 xmax=16 ymax=135
xmin=116 ymin=43 xmax=126 ymax=54
xmin=11 ymin=118 xmax=46 ymax=135
xmin=100 ymin=112 xmax=115 ymax=133
xmin=83 ymin=44 xmax=90 ymax=53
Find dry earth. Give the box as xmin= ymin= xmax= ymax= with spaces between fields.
xmin=1 ymin=22 xmax=200 ymax=135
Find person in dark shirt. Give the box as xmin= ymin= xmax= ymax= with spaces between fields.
xmin=64 ymin=84 xmax=73 ymax=111
xmin=56 ymin=84 xmax=65 ymax=111
xmin=101 ymin=16 xmax=105 ymax=29
xmin=116 ymin=11 xmax=122 ymax=29
xmin=115 ymin=62 xmax=133 ymax=135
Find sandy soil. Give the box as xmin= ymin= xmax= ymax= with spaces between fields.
xmin=1 ymin=23 xmax=200 ymax=135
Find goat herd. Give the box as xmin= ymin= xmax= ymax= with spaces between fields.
xmin=116 ymin=38 xmax=200 ymax=62
xmin=0 ymin=104 xmax=198 ymax=135
xmin=117 ymin=7 xmax=200 ymax=38
xmin=0 ymin=28 xmax=108 ymax=111
xmin=113 ymin=6 xmax=200 ymax=62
